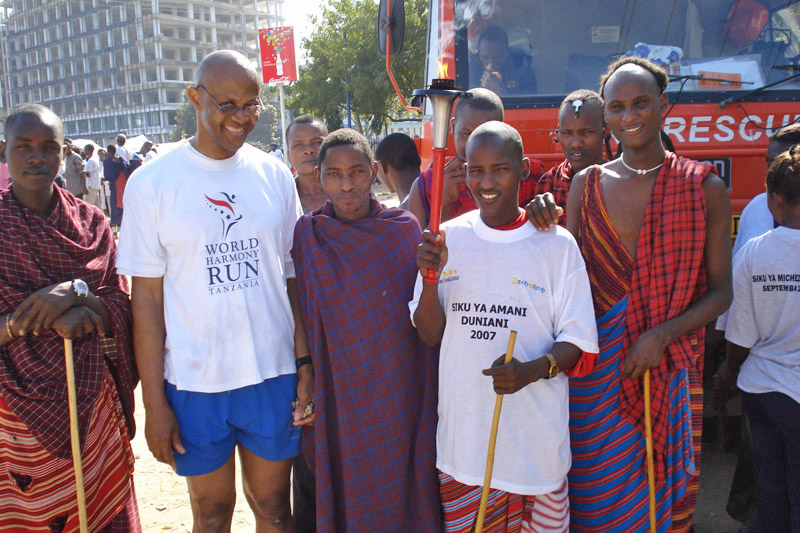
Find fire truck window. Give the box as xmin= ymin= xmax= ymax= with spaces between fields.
xmin=453 ymin=0 xmax=800 ymax=96
xmin=470 ymin=26 xmax=537 ymax=95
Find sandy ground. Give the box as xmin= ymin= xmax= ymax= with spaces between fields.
xmin=132 ymin=389 xmax=746 ymax=533
xmin=132 ymin=385 xmax=256 ymax=531
xmin=131 ymin=184 xmax=745 ymax=532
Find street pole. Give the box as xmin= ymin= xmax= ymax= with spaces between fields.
xmin=272 ymin=0 xmax=288 ymax=153
xmin=344 ymin=28 xmax=351 ymax=128
xmin=279 ymin=84 xmax=287 ymax=152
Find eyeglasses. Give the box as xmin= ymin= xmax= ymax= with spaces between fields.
xmin=196 ymin=85 xmax=264 ymax=116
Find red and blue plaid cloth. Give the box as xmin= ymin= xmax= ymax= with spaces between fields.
xmin=623 ymin=152 xmax=710 ymax=475
xmin=292 ymin=197 xmax=441 ymax=532
xmin=0 ymin=186 xmax=135 ymax=459
xmin=578 ymin=151 xmax=711 ymax=480
xmin=534 ymin=159 xmax=573 ymax=227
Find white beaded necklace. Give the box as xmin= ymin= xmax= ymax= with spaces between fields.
xmin=620 ymin=156 xmax=664 ymax=175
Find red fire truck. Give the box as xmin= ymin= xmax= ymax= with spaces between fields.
xmin=384 ymin=0 xmax=800 ymax=236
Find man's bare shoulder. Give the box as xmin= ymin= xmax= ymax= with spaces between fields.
xmin=571 ymin=161 xmax=620 ymax=187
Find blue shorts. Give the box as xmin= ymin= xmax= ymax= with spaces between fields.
xmin=164 ymin=374 xmax=300 ymax=477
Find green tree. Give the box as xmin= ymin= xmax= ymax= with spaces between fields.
xmin=287 ymin=0 xmax=427 ymax=135
xmin=168 ymin=86 xmax=280 ymax=151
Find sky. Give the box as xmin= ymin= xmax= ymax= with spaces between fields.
xmin=282 ymin=1 xmax=325 ymax=55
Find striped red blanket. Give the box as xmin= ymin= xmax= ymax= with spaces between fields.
xmin=439 ymin=471 xmax=569 ymax=532
xmin=568 ymin=152 xmax=709 ymax=531
xmin=0 ymin=374 xmax=139 ymax=532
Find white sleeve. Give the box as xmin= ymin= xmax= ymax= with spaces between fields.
xmin=115 ymin=176 xmax=167 ymax=277
xmin=281 ymin=164 xmax=302 ymax=279
xmin=724 ymin=248 xmax=758 ymax=349
xmin=408 ymin=272 xmax=424 ymax=327
xmin=552 ymin=240 xmax=599 ymax=354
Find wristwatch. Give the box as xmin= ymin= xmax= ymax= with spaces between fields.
xmin=71 ymin=279 xmax=89 ymax=304
xmin=543 ymin=353 xmax=559 ymax=379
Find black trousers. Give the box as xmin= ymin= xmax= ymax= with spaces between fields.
xmin=742 ymin=390 xmax=800 ymax=533
xmin=292 ymin=453 xmax=316 ymax=533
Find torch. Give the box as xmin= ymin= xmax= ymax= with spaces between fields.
xmin=413 ymin=78 xmax=465 ymax=283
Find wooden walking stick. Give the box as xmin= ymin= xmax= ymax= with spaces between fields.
xmin=644 ymin=369 xmax=657 ymax=533
xmin=64 ymin=338 xmax=89 ymax=533
xmin=475 ymin=330 xmax=518 ymax=533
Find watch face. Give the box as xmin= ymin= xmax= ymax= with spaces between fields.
xmin=73 ymin=279 xmax=89 ymax=296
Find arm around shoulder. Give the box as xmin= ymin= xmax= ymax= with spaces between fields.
xmin=565 ymin=169 xmax=589 ymax=238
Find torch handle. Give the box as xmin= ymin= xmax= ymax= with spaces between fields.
xmin=425 ymin=148 xmax=448 ymax=284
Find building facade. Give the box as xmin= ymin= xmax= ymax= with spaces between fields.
xmin=0 ymin=0 xmax=282 ymax=144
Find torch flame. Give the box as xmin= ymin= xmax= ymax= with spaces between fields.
xmin=437 ymin=58 xmax=449 ymax=79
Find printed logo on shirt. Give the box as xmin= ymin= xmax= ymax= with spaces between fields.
xmin=751 ymin=272 xmax=800 ymax=292
xmin=203 ymin=192 xmax=262 ymax=296
xmin=205 ymin=192 xmax=244 ymax=240
xmin=511 ymin=277 xmax=546 ymax=294
xmin=451 ymin=301 xmax=528 ymax=341
xmin=439 ymin=269 xmax=460 ymax=284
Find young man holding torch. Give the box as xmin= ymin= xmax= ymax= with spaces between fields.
xmin=411 ymin=121 xmax=598 ymax=532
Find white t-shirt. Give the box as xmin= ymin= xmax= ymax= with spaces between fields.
xmin=268 ymin=148 xmax=285 ymax=163
xmin=116 ymin=144 xmax=132 ymax=162
xmin=85 ymin=158 xmax=101 ymax=189
xmin=116 ymin=140 xmax=303 ymax=392
xmin=725 ymin=226 xmax=800 ymax=404
xmin=733 ymin=193 xmax=774 ymax=257
xmin=717 ymin=192 xmax=776 ymax=331
xmin=409 ymin=210 xmax=599 ymax=495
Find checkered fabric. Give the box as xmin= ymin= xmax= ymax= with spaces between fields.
xmin=621 ymin=151 xmax=711 ymax=477
xmin=534 ymin=159 xmax=573 ymax=227
xmin=292 ymin=197 xmax=441 ymax=532
xmin=0 ymin=186 xmax=135 ymax=459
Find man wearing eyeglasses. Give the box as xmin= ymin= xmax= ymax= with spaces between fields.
xmin=117 ymin=50 xmax=310 ymax=532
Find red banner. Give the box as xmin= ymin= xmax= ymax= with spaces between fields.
xmin=259 ymin=26 xmax=298 ymax=85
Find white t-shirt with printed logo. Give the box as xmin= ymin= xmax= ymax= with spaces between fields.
xmin=725 ymin=226 xmax=800 ymax=405
xmin=116 ymin=140 xmax=302 ymax=393
xmin=409 ymin=210 xmax=599 ymax=495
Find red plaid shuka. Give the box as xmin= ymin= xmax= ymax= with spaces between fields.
xmin=0 ymin=186 xmax=137 ymax=460
xmin=534 ymin=159 xmax=573 ymax=227
xmin=623 ymin=152 xmax=710 ymax=475
xmin=580 ymin=152 xmax=711 ymax=478
xmin=417 ymin=158 xmax=546 ymax=224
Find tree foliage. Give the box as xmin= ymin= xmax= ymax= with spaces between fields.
xmin=169 ymin=86 xmax=280 ymax=151
xmin=287 ymin=0 xmax=428 ymax=136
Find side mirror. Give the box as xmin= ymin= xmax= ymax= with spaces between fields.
xmin=377 ymin=0 xmax=405 ymax=57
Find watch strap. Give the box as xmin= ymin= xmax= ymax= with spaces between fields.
xmin=543 ymin=353 xmax=559 ymax=379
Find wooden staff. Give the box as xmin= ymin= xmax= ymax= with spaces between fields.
xmin=644 ymin=369 xmax=657 ymax=533
xmin=475 ymin=330 xmax=518 ymax=533
xmin=64 ymin=338 xmax=88 ymax=533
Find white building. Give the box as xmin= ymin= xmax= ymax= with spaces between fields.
xmin=0 ymin=0 xmax=283 ymax=144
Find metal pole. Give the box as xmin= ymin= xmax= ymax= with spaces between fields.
xmin=344 ymin=28 xmax=351 ymax=128
xmin=274 ymin=0 xmax=288 ymax=152
xmin=279 ymin=84 xmax=287 ymax=152
xmin=346 ymin=90 xmax=352 ymax=129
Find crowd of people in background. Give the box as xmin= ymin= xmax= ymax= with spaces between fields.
xmin=1 ymin=48 xmax=798 ymax=533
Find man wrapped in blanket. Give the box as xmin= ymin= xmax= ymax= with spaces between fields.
xmin=0 ymin=104 xmax=139 ymax=532
xmin=291 ymin=128 xmax=441 ymax=532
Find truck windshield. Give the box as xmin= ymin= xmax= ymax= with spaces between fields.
xmin=439 ymin=0 xmax=800 ymax=99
